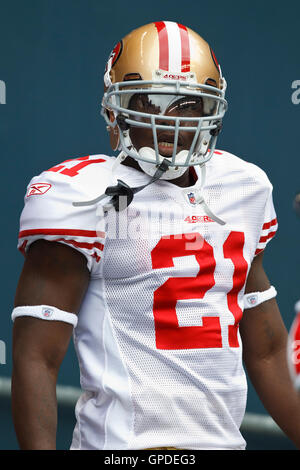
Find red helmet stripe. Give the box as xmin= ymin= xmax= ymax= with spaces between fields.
xmin=154 ymin=21 xmax=169 ymax=71
xmin=178 ymin=23 xmax=190 ymax=72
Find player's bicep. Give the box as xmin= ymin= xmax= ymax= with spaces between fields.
xmin=13 ymin=240 xmax=90 ymax=371
xmin=240 ymin=253 xmax=287 ymax=362
xmin=14 ymin=239 xmax=90 ymax=312
xmin=244 ymin=251 xmax=270 ymax=294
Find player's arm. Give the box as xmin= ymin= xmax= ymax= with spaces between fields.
xmin=11 ymin=239 xmax=90 ymax=450
xmin=240 ymin=251 xmax=300 ymax=448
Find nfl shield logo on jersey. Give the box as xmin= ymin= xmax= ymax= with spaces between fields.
xmin=187 ymin=192 xmax=196 ymax=205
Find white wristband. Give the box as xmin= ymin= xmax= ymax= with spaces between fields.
xmin=243 ymin=286 xmax=277 ymax=309
xmin=11 ymin=305 xmax=78 ymax=327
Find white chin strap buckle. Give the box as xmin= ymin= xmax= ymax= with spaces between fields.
xmin=137 ymin=147 xmax=188 ymax=180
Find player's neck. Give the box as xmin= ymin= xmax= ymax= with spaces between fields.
xmin=121 ymin=157 xmax=197 ymax=188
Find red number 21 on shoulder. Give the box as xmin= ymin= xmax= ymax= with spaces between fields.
xmin=151 ymin=232 xmax=248 ymax=350
xmin=47 ymin=156 xmax=106 ymax=177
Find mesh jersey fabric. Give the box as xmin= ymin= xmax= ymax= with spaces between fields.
xmin=17 ymin=150 xmax=278 ymax=450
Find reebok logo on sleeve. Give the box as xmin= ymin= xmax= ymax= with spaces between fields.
xmin=26 ymin=183 xmax=52 ymax=197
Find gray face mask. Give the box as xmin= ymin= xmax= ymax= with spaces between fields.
xmin=127 ymin=93 xmax=211 ymax=117
xmin=97 ymin=79 xmax=227 ymax=224
xmin=102 ymin=79 xmax=227 ymax=174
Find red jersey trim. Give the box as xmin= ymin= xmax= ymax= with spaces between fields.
xmin=258 ymin=231 xmax=277 ymax=244
xmin=19 ymin=228 xmax=105 ymax=239
xmin=262 ymin=218 xmax=277 ymax=230
xmin=55 ymin=237 xmax=104 ymax=252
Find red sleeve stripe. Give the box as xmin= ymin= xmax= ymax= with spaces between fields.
xmin=55 ymin=238 xmax=104 ymax=252
xmin=258 ymin=231 xmax=277 ymax=244
xmin=19 ymin=240 xmax=28 ymax=256
xmin=262 ymin=218 xmax=277 ymax=230
xmin=19 ymin=228 xmax=105 ymax=239
xmin=255 ymin=248 xmax=264 ymax=256
xmin=18 ymin=238 xmax=103 ymax=262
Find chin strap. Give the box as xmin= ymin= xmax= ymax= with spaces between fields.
xmin=73 ymin=154 xmax=226 ymax=225
xmin=73 ymin=158 xmax=170 ymax=211
xmin=196 ymin=196 xmax=226 ymax=226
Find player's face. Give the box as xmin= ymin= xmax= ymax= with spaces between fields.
xmin=128 ymin=94 xmax=204 ymax=158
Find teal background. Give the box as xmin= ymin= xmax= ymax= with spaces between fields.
xmin=0 ymin=0 xmax=299 ymax=450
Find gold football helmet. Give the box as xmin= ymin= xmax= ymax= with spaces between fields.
xmin=101 ymin=21 xmax=227 ymax=180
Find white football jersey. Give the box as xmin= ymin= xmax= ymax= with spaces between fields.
xmin=17 ymin=150 xmax=278 ymax=450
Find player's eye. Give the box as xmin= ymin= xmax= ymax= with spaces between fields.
xmin=167 ymin=97 xmax=203 ymax=116
xmin=128 ymin=94 xmax=161 ymax=114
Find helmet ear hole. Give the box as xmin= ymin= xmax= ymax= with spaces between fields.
xmin=205 ymin=78 xmax=217 ymax=87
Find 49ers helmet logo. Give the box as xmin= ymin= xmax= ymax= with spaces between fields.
xmin=105 ymin=41 xmax=123 ymax=72
xmin=210 ymin=47 xmax=220 ymax=72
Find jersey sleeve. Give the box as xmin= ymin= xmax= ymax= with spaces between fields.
xmin=255 ymin=187 xmax=278 ymax=256
xmin=17 ymin=155 xmax=114 ymax=276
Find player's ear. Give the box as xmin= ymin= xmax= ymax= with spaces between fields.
xmin=107 ymin=111 xmax=120 ymax=151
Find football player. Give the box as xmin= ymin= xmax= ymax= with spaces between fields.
xmin=287 ymin=302 xmax=300 ymax=391
xmin=11 ymin=21 xmax=300 ymax=450
xmin=287 ymin=193 xmax=300 ymax=392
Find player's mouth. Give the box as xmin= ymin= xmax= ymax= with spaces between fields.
xmin=157 ymin=133 xmax=184 ymax=157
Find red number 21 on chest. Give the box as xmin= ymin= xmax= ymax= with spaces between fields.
xmin=151 ymin=232 xmax=248 ymax=350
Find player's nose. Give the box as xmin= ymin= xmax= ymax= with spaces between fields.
xmin=155 ymin=115 xmax=176 ymax=128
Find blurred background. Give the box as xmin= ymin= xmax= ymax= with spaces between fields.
xmin=0 ymin=0 xmax=299 ymax=450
